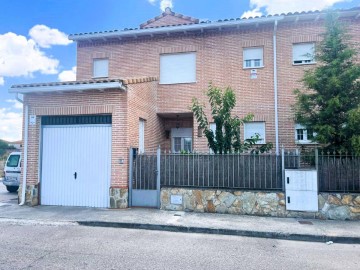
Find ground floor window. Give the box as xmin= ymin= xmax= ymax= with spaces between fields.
xmin=295 ymin=124 xmax=315 ymax=144
xmin=171 ymin=128 xmax=192 ymax=153
xmin=244 ymin=122 xmax=266 ymax=144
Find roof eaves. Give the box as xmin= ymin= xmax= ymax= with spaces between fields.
xmin=9 ymin=79 xmax=127 ymax=94
xmin=69 ymin=7 xmax=360 ymax=42
xmin=69 ymin=16 xmax=284 ymax=41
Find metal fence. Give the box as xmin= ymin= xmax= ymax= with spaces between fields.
xmin=318 ymin=152 xmax=360 ymax=193
xmin=131 ymin=148 xmax=360 ymax=193
xmin=132 ymin=153 xmax=157 ymax=190
xmin=160 ymin=153 xmax=282 ymax=190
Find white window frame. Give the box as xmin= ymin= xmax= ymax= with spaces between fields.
xmin=244 ymin=122 xmax=266 ymax=144
xmin=160 ymin=52 xmax=196 ymax=84
xmin=295 ymin=124 xmax=317 ymax=144
xmin=139 ymin=119 xmax=145 ymax=153
xmin=93 ymin=58 xmax=109 ymax=78
xmin=243 ymin=47 xmax=264 ymax=69
xmin=292 ymin=43 xmax=316 ymax=65
xmin=171 ymin=128 xmax=192 ymax=153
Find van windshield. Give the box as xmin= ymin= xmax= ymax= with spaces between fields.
xmin=6 ymin=155 xmax=20 ymax=167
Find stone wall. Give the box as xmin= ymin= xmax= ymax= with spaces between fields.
xmin=109 ymin=188 xmax=128 ymax=209
xmin=17 ymin=184 xmax=38 ymax=206
xmin=161 ymin=188 xmax=360 ymax=220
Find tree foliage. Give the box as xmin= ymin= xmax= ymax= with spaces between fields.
xmin=191 ymin=83 xmax=273 ymax=154
xmin=0 ymin=140 xmax=9 ymax=158
xmin=294 ymin=12 xmax=360 ymax=154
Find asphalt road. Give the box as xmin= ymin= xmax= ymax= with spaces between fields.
xmin=0 ymin=221 xmax=359 ymax=270
xmin=0 ymin=178 xmax=17 ymax=203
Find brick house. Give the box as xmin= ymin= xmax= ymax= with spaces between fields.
xmin=9 ymin=7 xmax=360 ymax=208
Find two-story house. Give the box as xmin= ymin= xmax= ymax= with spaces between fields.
xmin=10 ymin=7 xmax=360 ymax=208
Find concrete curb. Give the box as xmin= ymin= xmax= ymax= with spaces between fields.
xmin=77 ymin=221 xmax=360 ymax=244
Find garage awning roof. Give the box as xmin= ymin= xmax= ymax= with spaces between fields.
xmin=9 ymin=77 xmax=158 ymax=94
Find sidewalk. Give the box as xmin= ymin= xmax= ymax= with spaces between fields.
xmin=0 ymin=201 xmax=359 ymax=244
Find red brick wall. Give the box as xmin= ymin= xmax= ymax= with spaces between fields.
xmin=142 ymin=15 xmax=194 ymax=28
xmin=127 ymin=81 xmax=164 ymax=152
xmin=76 ymin=17 xmax=360 ymax=153
xmin=23 ymin=90 xmax=129 ymax=188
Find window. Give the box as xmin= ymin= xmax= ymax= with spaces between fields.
xmin=293 ymin=43 xmax=315 ymax=65
xmin=6 ymin=154 xmax=20 ymax=167
xmin=171 ymin=128 xmax=192 ymax=153
xmin=139 ymin=119 xmax=145 ymax=154
xmin=160 ymin=52 xmax=196 ymax=84
xmin=93 ymin=58 xmax=109 ymax=78
xmin=243 ymin=47 xmax=263 ymax=68
xmin=244 ymin=122 xmax=266 ymax=144
xmin=209 ymin=123 xmax=217 ymax=153
xmin=295 ymin=124 xmax=316 ymax=144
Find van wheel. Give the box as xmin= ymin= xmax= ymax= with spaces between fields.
xmin=6 ymin=186 xmax=18 ymax=193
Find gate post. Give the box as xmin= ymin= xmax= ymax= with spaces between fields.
xmin=281 ymin=147 xmax=285 ymax=191
xmin=156 ymin=146 xmax=161 ymax=209
xmin=128 ymin=148 xmax=134 ymax=207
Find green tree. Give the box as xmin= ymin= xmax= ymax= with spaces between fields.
xmin=0 ymin=140 xmax=9 ymax=158
xmin=191 ymin=83 xmax=273 ymax=154
xmin=294 ymin=12 xmax=360 ymax=154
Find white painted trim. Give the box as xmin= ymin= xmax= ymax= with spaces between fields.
xmin=69 ymin=17 xmax=284 ymax=41
xmin=19 ymin=105 xmax=28 ymax=206
xmin=9 ymin=82 xmax=126 ymax=94
xmin=273 ymin=20 xmax=279 ymax=155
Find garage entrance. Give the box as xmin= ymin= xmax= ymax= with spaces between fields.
xmin=40 ymin=115 xmax=112 ymax=208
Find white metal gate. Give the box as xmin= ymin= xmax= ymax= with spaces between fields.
xmin=41 ymin=122 xmax=111 ymax=207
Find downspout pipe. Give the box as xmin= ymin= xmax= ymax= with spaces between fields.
xmin=273 ymin=20 xmax=280 ymax=155
xmin=16 ymin=93 xmax=28 ymax=206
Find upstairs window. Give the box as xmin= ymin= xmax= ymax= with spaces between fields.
xmin=295 ymin=124 xmax=316 ymax=144
xmin=293 ymin=43 xmax=315 ymax=65
xmin=244 ymin=122 xmax=266 ymax=144
xmin=160 ymin=52 xmax=196 ymax=84
xmin=93 ymin=58 xmax=109 ymax=78
xmin=243 ymin=47 xmax=263 ymax=68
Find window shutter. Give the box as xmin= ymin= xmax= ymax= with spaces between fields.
xmin=243 ymin=47 xmax=263 ymax=61
xmin=244 ymin=122 xmax=266 ymax=143
xmin=293 ymin=43 xmax=314 ymax=62
xmin=160 ymin=52 xmax=196 ymax=84
xmin=93 ymin=59 xmax=109 ymax=78
xmin=171 ymin=128 xmax=192 ymax=137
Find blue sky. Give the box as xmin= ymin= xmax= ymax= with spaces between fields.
xmin=1 ymin=0 xmax=360 ymax=141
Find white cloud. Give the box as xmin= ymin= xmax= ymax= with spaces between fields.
xmin=160 ymin=0 xmax=173 ymax=11
xmin=0 ymin=107 xmax=22 ymax=142
xmin=0 ymin=32 xmax=59 ymax=81
xmin=148 ymin=0 xmax=173 ymax=11
xmin=29 ymin=24 xmax=72 ymax=48
xmin=245 ymin=0 xmax=351 ymax=16
xmin=241 ymin=8 xmax=263 ymax=19
xmin=6 ymin=99 xmax=23 ymax=110
xmin=0 ymin=77 xmax=3 ymax=85
xmin=58 ymin=66 xmax=76 ymax=82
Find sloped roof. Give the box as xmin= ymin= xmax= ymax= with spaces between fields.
xmin=68 ymin=7 xmax=360 ymax=42
xmin=9 ymin=77 xmax=158 ymax=94
xmin=140 ymin=7 xmax=199 ymax=29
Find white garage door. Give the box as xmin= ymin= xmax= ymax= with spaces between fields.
xmin=41 ymin=118 xmax=111 ymax=208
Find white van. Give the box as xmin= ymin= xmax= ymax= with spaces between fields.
xmin=3 ymin=152 xmax=21 ymax=192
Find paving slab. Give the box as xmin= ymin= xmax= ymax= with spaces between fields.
xmin=0 ymin=201 xmax=359 ymax=243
